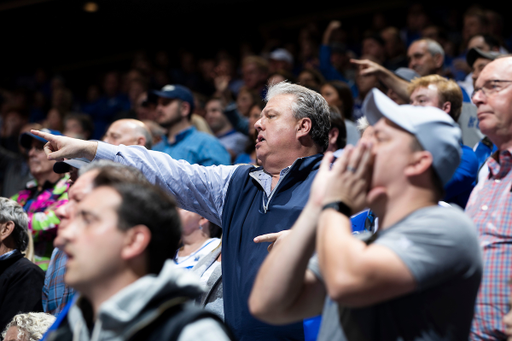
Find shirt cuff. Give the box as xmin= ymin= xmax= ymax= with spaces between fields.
xmin=93 ymin=141 xmax=119 ymax=161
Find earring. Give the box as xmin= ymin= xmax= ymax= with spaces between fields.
xmin=199 ymin=224 xmax=203 ymax=230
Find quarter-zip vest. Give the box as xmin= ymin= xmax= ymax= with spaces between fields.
xmin=221 ymin=154 xmax=323 ymax=341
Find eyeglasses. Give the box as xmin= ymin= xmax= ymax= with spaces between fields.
xmin=29 ymin=143 xmax=45 ymax=152
xmin=472 ymin=80 xmax=512 ymax=99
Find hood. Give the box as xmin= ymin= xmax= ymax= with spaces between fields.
xmin=67 ymin=259 xmax=205 ymax=341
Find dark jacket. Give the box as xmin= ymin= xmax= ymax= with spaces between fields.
xmin=221 ymin=154 xmax=323 ymax=341
xmin=0 ymin=250 xmax=44 ymax=330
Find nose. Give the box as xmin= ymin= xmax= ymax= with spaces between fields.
xmin=472 ymin=88 xmax=486 ymax=107
xmin=254 ymin=117 xmax=263 ymax=131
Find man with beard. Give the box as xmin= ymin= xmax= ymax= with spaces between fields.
xmin=151 ymin=85 xmax=230 ymax=166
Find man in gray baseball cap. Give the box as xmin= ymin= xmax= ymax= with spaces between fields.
xmin=250 ymin=88 xmax=482 ymax=341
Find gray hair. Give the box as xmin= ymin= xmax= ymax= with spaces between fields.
xmin=0 ymin=197 xmax=29 ymax=251
xmin=78 ymin=160 xmax=149 ymax=185
xmin=2 ymin=312 xmax=56 ymax=341
xmin=423 ymin=38 xmax=445 ymax=60
xmin=266 ymin=81 xmax=331 ymax=150
xmin=356 ymin=117 xmax=370 ymax=134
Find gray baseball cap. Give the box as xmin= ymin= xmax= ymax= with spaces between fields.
xmin=363 ymin=88 xmax=462 ymax=186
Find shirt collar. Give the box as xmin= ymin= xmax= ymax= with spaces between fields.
xmin=488 ymin=149 xmax=512 ymax=179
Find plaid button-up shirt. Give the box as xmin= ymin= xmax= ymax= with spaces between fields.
xmin=42 ymin=248 xmax=75 ymax=315
xmin=466 ymin=149 xmax=512 ymax=340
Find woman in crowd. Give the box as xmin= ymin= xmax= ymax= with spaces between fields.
xmin=320 ymin=80 xmax=360 ymax=145
xmin=174 ymin=209 xmax=221 ymax=270
xmin=234 ymin=100 xmax=264 ymax=165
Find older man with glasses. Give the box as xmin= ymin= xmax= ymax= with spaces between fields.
xmin=467 ymin=56 xmax=512 ymax=341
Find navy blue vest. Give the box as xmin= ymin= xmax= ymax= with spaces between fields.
xmin=221 ymin=154 xmax=323 ymax=341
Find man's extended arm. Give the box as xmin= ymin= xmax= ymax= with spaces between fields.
xmin=94 ymin=143 xmax=238 ymax=225
xmin=31 ymin=130 xmax=238 ymax=225
xmin=351 ymin=59 xmax=411 ymax=102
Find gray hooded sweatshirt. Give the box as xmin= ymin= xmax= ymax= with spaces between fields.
xmin=48 ymin=260 xmax=231 ymax=341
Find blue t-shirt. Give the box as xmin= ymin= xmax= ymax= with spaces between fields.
xmin=152 ymin=127 xmax=231 ymax=166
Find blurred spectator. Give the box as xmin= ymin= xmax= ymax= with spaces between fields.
xmin=320 ymin=81 xmax=359 ymax=145
xmin=353 ymin=56 xmax=386 ymax=119
xmin=151 ymin=85 xmax=230 ymax=166
xmin=51 ymin=88 xmax=73 ymax=113
xmin=236 ymin=87 xmax=260 ymax=118
xmin=0 ymin=198 xmax=44 ymax=331
xmin=205 ymin=98 xmax=249 ymax=162
xmin=82 ymin=71 xmax=131 ymax=139
xmin=407 ymin=38 xmax=444 ymax=77
xmin=268 ymin=70 xmax=296 ymax=85
xmin=242 ymin=56 xmax=269 ymax=97
xmin=269 ymin=48 xmax=294 ymax=74
xmin=408 ymin=75 xmax=478 ymax=207
xmin=0 ymin=123 xmax=42 ymax=198
xmin=63 ymin=113 xmax=94 ymax=140
xmin=462 ymin=8 xmax=490 ymax=47
xmin=400 ymin=4 xmax=430 ymax=47
xmin=2 ymin=312 xmax=55 ymax=341
xmin=133 ymin=92 xmax=158 ymax=121
xmin=103 ymin=119 xmax=152 ymax=149
xmin=1 ymin=106 xmax=29 ymax=154
xmin=325 ymin=106 xmax=347 ymax=153
xmin=320 ymin=21 xmax=352 ymax=84
xmin=43 ymin=107 xmax=65 ymax=132
xmin=11 ymin=129 xmax=69 ymax=270
xmin=297 ymin=67 xmax=325 ymax=90
xmin=142 ymin=120 xmax=166 ymax=147
xmin=361 ymin=33 xmax=386 ymax=66
xmin=234 ymin=101 xmax=264 ymax=165
xmin=381 ymin=27 xmax=408 ymax=70
xmin=175 ymin=208 xmax=221 ymax=270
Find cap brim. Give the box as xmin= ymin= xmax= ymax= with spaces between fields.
xmin=151 ymin=90 xmax=178 ymax=99
xmin=20 ymin=132 xmax=48 ymax=149
xmin=53 ymin=158 xmax=91 ymax=174
xmin=363 ymin=89 xmax=417 ymax=133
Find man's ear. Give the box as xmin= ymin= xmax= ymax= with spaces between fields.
xmin=297 ymin=117 xmax=312 ymax=138
xmin=433 ymin=53 xmax=444 ymax=69
xmin=0 ymin=221 xmax=15 ymax=243
xmin=137 ymin=136 xmax=146 ymax=147
xmin=179 ymin=101 xmax=191 ymax=119
xmin=404 ymin=150 xmax=433 ymax=178
xmin=440 ymin=101 xmax=451 ymax=116
xmin=121 ymin=225 xmax=151 ymax=260
xmin=328 ymin=127 xmax=339 ymax=147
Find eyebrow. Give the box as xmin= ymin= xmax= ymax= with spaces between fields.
xmin=78 ymin=209 xmax=100 ymax=222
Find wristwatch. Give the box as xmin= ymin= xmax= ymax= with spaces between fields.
xmin=322 ymin=201 xmax=352 ymax=217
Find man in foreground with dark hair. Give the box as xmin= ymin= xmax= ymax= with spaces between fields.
xmin=0 ymin=197 xmax=44 ymax=331
xmin=250 ymin=89 xmax=482 ymax=341
xmin=45 ymin=176 xmax=232 ymax=341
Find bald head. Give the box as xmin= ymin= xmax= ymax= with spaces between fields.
xmin=103 ymin=119 xmax=152 ymax=149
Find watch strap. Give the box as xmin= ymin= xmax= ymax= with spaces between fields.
xmin=322 ymin=201 xmax=352 ymax=217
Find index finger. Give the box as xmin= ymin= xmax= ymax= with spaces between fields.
xmin=31 ymin=129 xmax=56 ymax=142
xmin=254 ymin=232 xmax=281 ymax=243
